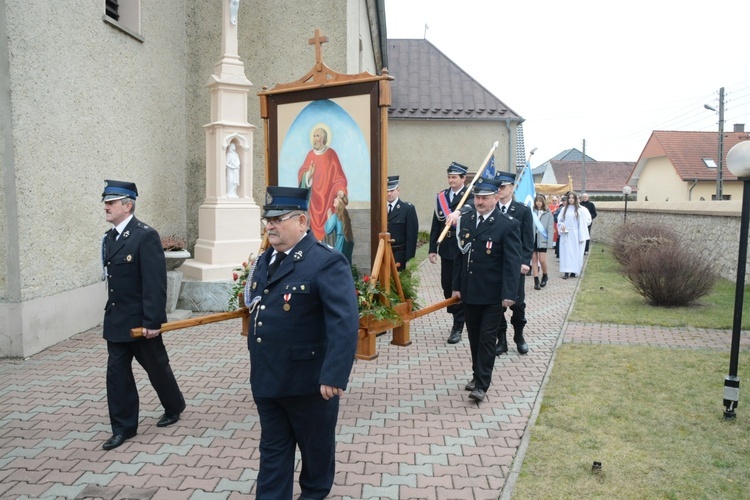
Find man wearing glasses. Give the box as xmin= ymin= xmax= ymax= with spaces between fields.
xmin=245 ymin=186 xmax=358 ymax=499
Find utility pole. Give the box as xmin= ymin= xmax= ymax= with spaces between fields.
xmin=717 ymin=87 xmax=725 ymax=200
xmin=582 ymin=139 xmax=586 ymax=193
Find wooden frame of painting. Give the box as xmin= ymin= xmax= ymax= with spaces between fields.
xmin=260 ymin=78 xmax=389 ymax=273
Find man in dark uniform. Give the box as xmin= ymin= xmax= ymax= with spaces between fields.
xmin=451 ymin=177 xmax=522 ymax=402
xmin=100 ymin=180 xmax=185 ymax=450
xmin=429 ymin=162 xmax=473 ymax=344
xmin=495 ymin=171 xmax=535 ymax=355
xmin=245 ymin=186 xmax=359 ymax=499
xmin=386 ymin=175 xmax=419 ymax=271
xmin=580 ymin=193 xmax=597 ymax=255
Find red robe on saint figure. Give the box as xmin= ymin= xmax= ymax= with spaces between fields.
xmin=298 ymin=147 xmax=348 ymax=240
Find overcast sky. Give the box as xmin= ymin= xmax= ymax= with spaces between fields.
xmin=384 ymin=0 xmax=750 ymax=167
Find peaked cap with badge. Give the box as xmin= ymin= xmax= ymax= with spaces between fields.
xmin=446 ymin=161 xmax=468 ymax=176
xmin=387 ymin=175 xmax=399 ymax=191
xmin=263 ymin=186 xmax=310 ymax=218
xmin=494 ymin=171 xmax=517 ymax=186
xmin=473 ymin=177 xmax=502 ymax=195
xmin=102 ymin=179 xmax=138 ymax=202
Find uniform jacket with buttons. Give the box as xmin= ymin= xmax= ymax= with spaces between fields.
xmin=387 ymin=199 xmax=419 ymax=270
xmin=103 ymin=217 xmax=167 ymax=343
xmin=429 ymin=186 xmax=473 ymax=260
xmin=245 ymin=231 xmax=358 ymax=398
xmin=451 ymin=207 xmax=522 ymax=305
xmin=502 ymin=200 xmax=535 ymax=265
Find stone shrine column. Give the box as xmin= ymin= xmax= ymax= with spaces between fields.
xmin=181 ymin=0 xmax=262 ymax=282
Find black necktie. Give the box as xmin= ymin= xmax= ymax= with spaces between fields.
xmin=501 ymin=205 xmax=507 ymax=214
xmin=388 ymin=203 xmax=393 ymax=213
xmin=110 ymin=229 xmax=118 ymax=242
xmin=268 ymin=252 xmax=287 ymax=279
xmin=477 ymin=215 xmax=485 ymax=227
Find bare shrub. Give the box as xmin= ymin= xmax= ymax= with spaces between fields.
xmin=622 ymin=244 xmax=717 ymax=306
xmin=611 ymin=223 xmax=680 ymax=267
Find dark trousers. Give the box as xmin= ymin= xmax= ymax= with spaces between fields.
xmin=499 ymin=274 xmax=527 ymax=337
xmin=465 ymin=303 xmax=503 ymax=391
xmin=585 ymin=223 xmax=593 ymax=253
xmin=254 ymin=393 xmax=340 ymax=500
xmin=440 ymin=258 xmax=464 ymax=324
xmin=106 ymin=337 xmax=185 ymax=436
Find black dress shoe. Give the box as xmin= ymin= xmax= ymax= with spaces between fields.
xmin=157 ymin=413 xmax=181 ymax=427
xmin=468 ymin=388 xmax=486 ymax=402
xmin=495 ymin=341 xmax=508 ymax=356
xmin=570 ymin=273 xmax=576 ymax=277
xmin=102 ymin=433 xmax=134 ymax=450
xmin=515 ymin=334 xmax=529 ymax=355
xmin=447 ymin=331 xmax=462 ymax=344
xmin=562 ymin=273 xmax=569 ymax=279
xmin=464 ymin=379 xmax=476 ymax=391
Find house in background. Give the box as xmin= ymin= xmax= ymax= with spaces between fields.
xmin=386 ymin=38 xmax=524 ymax=230
xmin=628 ymin=126 xmax=750 ymax=202
xmin=534 ymin=158 xmax=635 ymax=197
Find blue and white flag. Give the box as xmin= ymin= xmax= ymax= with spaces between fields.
xmin=515 ymin=160 xmax=548 ymax=238
xmin=481 ymin=155 xmax=496 ymax=179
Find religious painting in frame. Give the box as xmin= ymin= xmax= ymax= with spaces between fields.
xmin=263 ymin=80 xmax=384 ymax=274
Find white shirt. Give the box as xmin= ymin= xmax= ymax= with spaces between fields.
xmin=113 ymin=215 xmax=134 ymax=240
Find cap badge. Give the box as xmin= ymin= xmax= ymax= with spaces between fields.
xmin=266 ymin=192 xmax=273 ymax=205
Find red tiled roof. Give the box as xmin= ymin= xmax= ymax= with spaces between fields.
xmin=638 ymin=130 xmax=750 ymax=181
xmin=549 ymin=160 xmax=636 ymax=193
xmin=386 ymin=39 xmax=522 ymax=122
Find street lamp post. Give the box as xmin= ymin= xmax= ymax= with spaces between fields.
xmin=622 ymin=186 xmax=632 ymax=222
xmin=723 ymin=140 xmax=750 ymax=419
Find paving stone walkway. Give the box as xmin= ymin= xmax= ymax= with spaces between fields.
xmin=1 ymin=254 xmax=747 ymax=499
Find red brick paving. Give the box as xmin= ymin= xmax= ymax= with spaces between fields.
xmin=1 ymin=255 xmax=747 ymax=499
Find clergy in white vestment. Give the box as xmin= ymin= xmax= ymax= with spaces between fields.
xmin=556 ymin=192 xmax=590 ymax=279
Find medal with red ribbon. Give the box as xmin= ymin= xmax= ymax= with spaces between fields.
xmin=283 ymin=293 xmax=291 ymax=311
xmin=486 ymin=241 xmax=492 ymax=254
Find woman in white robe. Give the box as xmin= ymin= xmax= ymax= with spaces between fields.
xmin=557 ymin=192 xmax=590 ymax=278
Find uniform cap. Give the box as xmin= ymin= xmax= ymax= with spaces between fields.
xmin=263 ymin=186 xmax=310 ymax=218
xmin=102 ymin=180 xmax=138 ymax=202
xmin=387 ymin=175 xmax=399 ymax=191
xmin=446 ymin=162 xmax=468 ymax=176
xmin=473 ymin=177 xmax=502 ymax=195
xmin=494 ymin=171 xmax=517 ymax=186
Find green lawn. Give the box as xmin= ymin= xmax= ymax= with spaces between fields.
xmin=513 ymin=244 xmax=750 ymax=498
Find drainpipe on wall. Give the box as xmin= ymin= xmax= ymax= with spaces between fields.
xmin=505 ymin=119 xmax=512 ymax=169
xmin=689 ymin=179 xmax=698 ymax=201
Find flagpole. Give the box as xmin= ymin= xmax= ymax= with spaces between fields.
xmin=437 ymin=141 xmax=498 ymax=244
xmin=515 ymin=147 xmax=537 ymax=189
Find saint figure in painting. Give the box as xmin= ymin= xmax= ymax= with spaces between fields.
xmin=325 ymin=193 xmax=354 ymax=263
xmin=298 ymin=126 xmax=348 ymax=240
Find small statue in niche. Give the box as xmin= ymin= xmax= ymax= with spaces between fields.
xmin=226 ymin=142 xmax=240 ymax=198
xmin=229 ymin=0 xmax=240 ymax=26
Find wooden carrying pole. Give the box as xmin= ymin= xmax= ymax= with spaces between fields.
xmin=437 ymin=141 xmax=499 ymax=244
xmin=131 ymin=309 xmax=249 ymax=338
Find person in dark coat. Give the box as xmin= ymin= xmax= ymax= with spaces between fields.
xmin=100 ymin=180 xmax=185 ymax=451
xmin=429 ymin=162 xmax=474 ymax=344
xmin=580 ymin=193 xmax=597 ymax=254
xmin=245 ymin=186 xmax=359 ymax=500
xmin=494 ymin=171 xmax=535 ymax=355
xmin=386 ymin=175 xmax=419 ymax=271
xmin=451 ymin=177 xmax=522 ymax=402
